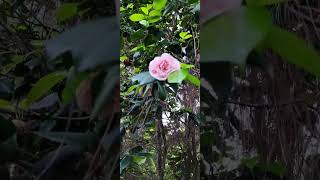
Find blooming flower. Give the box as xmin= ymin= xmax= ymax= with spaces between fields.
xmin=149 ymin=53 xmax=180 ymax=81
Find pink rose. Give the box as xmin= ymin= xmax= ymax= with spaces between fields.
xmin=149 ymin=53 xmax=180 ymax=81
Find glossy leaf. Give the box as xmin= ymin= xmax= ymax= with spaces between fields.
xmin=147 ymin=16 xmax=161 ymax=24
xmin=20 ymin=71 xmax=66 ymax=109
xmin=46 ymin=17 xmax=119 ymax=71
xmin=153 ymin=0 xmax=167 ymax=10
xmin=132 ymin=155 xmax=147 ymax=165
xmin=0 ymin=99 xmax=14 ymax=110
xmin=262 ymin=26 xmax=320 ymax=77
xmin=1 ymin=55 xmax=24 ymax=74
xmin=29 ymin=93 xmax=59 ymax=110
xmin=62 ymin=67 xmax=88 ymax=104
xmin=181 ymin=63 xmax=195 ymax=69
xmin=157 ymin=82 xmax=167 ymax=100
xmin=141 ymin=7 xmax=149 ymax=15
xmin=148 ymin=156 xmax=156 ymax=171
xmin=130 ymin=14 xmax=145 ymax=21
xmin=186 ymin=74 xmax=200 ymax=87
xmin=132 ymin=72 xmax=156 ymax=85
xmin=139 ymin=20 xmax=149 ymax=27
xmin=123 ymin=85 xmax=138 ymax=96
xmin=149 ymin=10 xmax=162 ymax=17
xmin=167 ymin=69 xmax=188 ymax=84
xmin=120 ymin=155 xmax=132 ymax=174
xmin=179 ymin=32 xmax=193 ymax=40
xmin=201 ymin=7 xmax=272 ymax=65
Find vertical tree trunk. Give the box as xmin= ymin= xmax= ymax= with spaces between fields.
xmin=185 ymin=114 xmax=200 ymax=180
xmin=156 ymin=106 xmax=167 ymax=180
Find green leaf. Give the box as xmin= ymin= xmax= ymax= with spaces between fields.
xmin=29 ymin=93 xmax=59 ymax=110
xmin=167 ymin=69 xmax=188 ymax=84
xmin=0 ymin=115 xmax=16 ymax=142
xmin=129 ymin=14 xmax=145 ymax=21
xmin=30 ymin=40 xmax=45 ymax=48
xmin=120 ymin=56 xmax=128 ymax=61
xmin=132 ymin=155 xmax=147 ymax=165
xmin=262 ymin=26 xmax=320 ymax=77
xmin=62 ymin=67 xmax=88 ymax=104
xmin=149 ymin=10 xmax=162 ymax=17
xmin=1 ymin=55 xmax=25 ymax=74
xmin=186 ymin=74 xmax=200 ymax=87
xmin=123 ymin=85 xmax=138 ymax=96
xmin=20 ymin=71 xmax=66 ymax=109
xmin=181 ymin=63 xmax=195 ymax=69
xmin=56 ymin=3 xmax=78 ymax=23
xmin=147 ymin=16 xmax=161 ymax=24
xmin=130 ymin=44 xmax=145 ymax=52
xmin=141 ymin=7 xmax=149 ymax=15
xmin=16 ymin=24 xmax=28 ymax=31
xmin=146 ymin=4 xmax=153 ymax=10
xmin=148 ymin=157 xmax=156 ymax=171
xmin=120 ymin=6 xmax=126 ymax=12
xmin=33 ymin=131 xmax=95 ymax=148
xmin=132 ymin=72 xmax=156 ymax=85
xmin=201 ymin=7 xmax=272 ymax=64
xmin=179 ymin=32 xmax=193 ymax=40
xmin=153 ymin=0 xmax=167 ymax=10
xmin=139 ymin=20 xmax=149 ymax=27
xmin=46 ymin=17 xmax=119 ymax=71
xmin=246 ymin=0 xmax=290 ymax=6
xmin=157 ymin=82 xmax=167 ymax=100
xmin=120 ymin=155 xmax=132 ymax=174
xmin=0 ymin=99 xmax=14 ymax=111
xmin=127 ymin=3 xmax=134 ymax=9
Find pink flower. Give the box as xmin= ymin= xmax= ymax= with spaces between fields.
xmin=149 ymin=53 xmax=180 ymax=81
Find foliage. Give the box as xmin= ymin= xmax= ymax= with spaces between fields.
xmin=0 ymin=0 xmax=119 ymax=179
xmin=201 ymin=0 xmax=320 ymax=179
xmin=121 ymin=0 xmax=200 ymax=179
xmin=202 ymin=0 xmax=320 ymax=77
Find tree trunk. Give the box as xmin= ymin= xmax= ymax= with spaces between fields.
xmin=156 ymin=106 xmax=167 ymax=180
